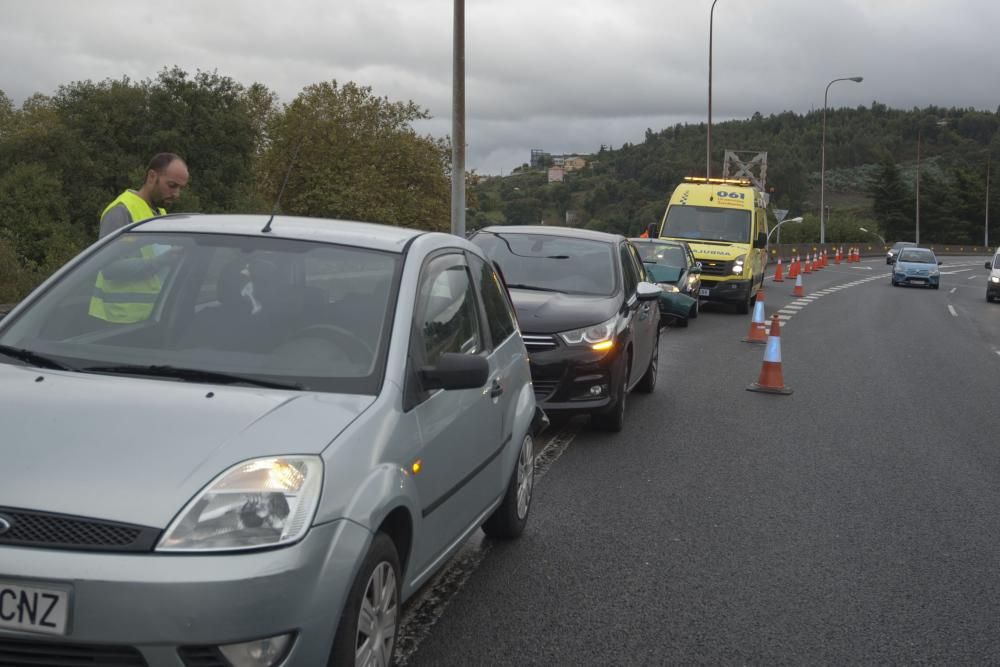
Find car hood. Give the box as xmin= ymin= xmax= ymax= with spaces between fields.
xmin=509 ymin=289 xmax=619 ymax=334
xmin=896 ymin=260 xmax=936 ymax=272
xmin=648 ymin=266 xmax=683 ymax=284
xmin=0 ymin=363 xmax=373 ymax=528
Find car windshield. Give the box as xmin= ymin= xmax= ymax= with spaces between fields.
xmin=898 ymin=250 xmax=935 ymax=263
xmin=0 ymin=232 xmax=401 ymax=394
xmin=473 ymin=232 xmax=617 ymax=296
xmin=662 ymin=205 xmax=751 ymax=243
xmin=636 ymin=243 xmax=686 ymax=267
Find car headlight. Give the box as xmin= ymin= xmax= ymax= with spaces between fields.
xmin=991 ymin=276 xmax=1000 ymax=284
xmin=559 ymin=314 xmax=621 ymax=347
xmin=732 ymin=254 xmax=746 ymax=275
xmin=158 ymin=456 xmax=323 ymax=552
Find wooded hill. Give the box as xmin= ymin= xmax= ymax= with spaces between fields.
xmin=468 ymin=104 xmax=999 ymax=247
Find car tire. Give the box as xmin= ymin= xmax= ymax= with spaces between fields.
xmin=592 ymin=358 xmax=630 ymax=432
xmin=676 ymin=314 xmax=689 ymax=328
xmin=690 ymin=298 xmax=699 ymax=319
xmin=891 ymin=280 xmax=897 ymax=287
xmin=636 ymin=332 xmax=659 ymax=394
xmin=482 ymin=433 xmax=534 ymax=539
xmin=329 ymin=533 xmax=401 ymax=667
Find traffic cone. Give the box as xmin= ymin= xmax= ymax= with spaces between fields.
xmin=747 ymin=315 xmax=793 ymax=395
xmin=804 ymin=254 xmax=812 ymax=273
xmin=742 ymin=289 xmax=768 ymax=343
xmin=814 ymin=251 xmax=822 ymax=270
xmin=773 ymin=256 xmax=784 ymax=282
xmin=835 ymin=247 xmax=841 ymax=264
xmin=822 ymin=250 xmax=828 ymax=267
xmin=792 ymin=272 xmax=804 ymax=297
xmin=788 ymin=255 xmax=799 ymax=279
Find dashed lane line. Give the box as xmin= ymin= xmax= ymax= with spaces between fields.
xmin=948 ymin=305 xmax=958 ymax=317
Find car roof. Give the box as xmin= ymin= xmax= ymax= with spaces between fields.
xmin=477 ymin=225 xmax=624 ymax=244
xmin=891 ymin=241 xmax=917 ymax=248
xmin=132 ymin=214 xmax=423 ymax=254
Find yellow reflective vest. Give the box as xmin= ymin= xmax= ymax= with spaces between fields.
xmin=89 ymin=191 xmax=166 ymax=323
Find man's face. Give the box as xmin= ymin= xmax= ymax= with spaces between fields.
xmin=149 ymin=160 xmax=190 ymax=207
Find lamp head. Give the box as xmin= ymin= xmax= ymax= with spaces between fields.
xmin=849 ymin=77 xmax=863 ymax=83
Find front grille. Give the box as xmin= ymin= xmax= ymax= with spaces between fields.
xmin=532 ymin=380 xmax=560 ymax=401
xmin=178 ymin=646 xmax=228 ymax=667
xmin=0 ymin=637 xmax=147 ymax=666
xmin=521 ymin=334 xmax=558 ymax=351
xmin=697 ymin=259 xmax=731 ymax=277
xmin=0 ymin=507 xmax=160 ymax=553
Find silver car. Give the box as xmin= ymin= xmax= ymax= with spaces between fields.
xmin=0 ymin=214 xmax=541 ymax=666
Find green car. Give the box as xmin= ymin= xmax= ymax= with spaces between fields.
xmin=631 ymin=238 xmax=702 ymax=327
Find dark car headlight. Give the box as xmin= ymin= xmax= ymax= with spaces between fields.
xmin=558 ymin=315 xmax=622 ymax=351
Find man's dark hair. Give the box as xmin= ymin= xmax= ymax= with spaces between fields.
xmin=147 ymin=152 xmax=184 ymax=173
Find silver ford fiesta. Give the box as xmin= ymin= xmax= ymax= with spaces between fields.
xmin=0 ymin=214 xmax=542 ymax=666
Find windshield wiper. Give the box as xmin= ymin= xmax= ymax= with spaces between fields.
xmin=505 ymin=283 xmax=563 ymax=293
xmin=80 ymin=364 xmax=302 ymax=390
xmin=0 ymin=344 xmax=75 ymax=371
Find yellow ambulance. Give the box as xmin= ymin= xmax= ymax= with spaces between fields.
xmin=655 ymin=177 xmax=769 ymax=314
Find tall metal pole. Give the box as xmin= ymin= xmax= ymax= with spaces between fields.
xmin=987 ymin=153 xmax=991 ymax=248
xmin=450 ymin=0 xmax=466 ymax=237
xmin=707 ymin=0 xmax=719 ymax=179
xmin=915 ymin=127 xmax=921 ymax=245
xmin=819 ymin=76 xmax=862 ymax=245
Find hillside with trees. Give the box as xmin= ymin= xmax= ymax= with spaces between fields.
xmin=0 ymin=66 xmax=997 ymax=303
xmin=469 ymin=104 xmax=998 ymax=249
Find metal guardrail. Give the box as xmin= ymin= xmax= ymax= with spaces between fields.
xmin=0 ymin=304 xmax=14 ymax=320
xmin=768 ymin=243 xmax=993 ymax=260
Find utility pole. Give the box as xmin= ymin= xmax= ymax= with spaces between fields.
xmin=915 ymin=127 xmax=921 ymax=244
xmin=450 ymin=0 xmax=466 ymax=237
xmin=987 ymin=153 xmax=992 ymax=248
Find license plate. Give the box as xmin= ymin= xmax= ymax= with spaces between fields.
xmin=699 ymin=288 xmax=710 ymax=297
xmin=0 ymin=581 xmax=70 ymax=635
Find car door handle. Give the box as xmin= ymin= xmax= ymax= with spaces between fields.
xmin=490 ymin=379 xmax=504 ymax=398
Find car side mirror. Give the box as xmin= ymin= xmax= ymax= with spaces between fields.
xmin=420 ymin=353 xmax=489 ymax=391
xmin=690 ymin=264 xmax=702 ymax=274
xmin=938 ymin=260 xmax=943 ymax=266
xmin=636 ymin=281 xmax=663 ymax=301
xmin=752 ymin=232 xmax=767 ymax=249
xmin=987 ymin=261 xmax=993 ymax=270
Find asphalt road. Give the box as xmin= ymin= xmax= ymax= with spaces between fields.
xmin=400 ymin=256 xmax=1000 ymax=665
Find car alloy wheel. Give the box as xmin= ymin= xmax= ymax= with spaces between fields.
xmin=355 ymin=561 xmax=398 ymax=666
xmin=516 ymin=435 xmax=534 ymax=520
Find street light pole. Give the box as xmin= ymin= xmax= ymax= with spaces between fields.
xmin=707 ymin=0 xmax=719 ymax=179
xmin=987 ymin=153 xmax=991 ymax=248
xmin=450 ymin=0 xmax=466 ymax=237
xmin=859 ymin=226 xmax=885 ymax=245
xmin=915 ymin=127 xmax=921 ymax=245
xmin=820 ymin=76 xmax=863 ymax=245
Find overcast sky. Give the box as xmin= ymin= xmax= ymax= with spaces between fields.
xmin=2 ymin=0 xmax=996 ymax=174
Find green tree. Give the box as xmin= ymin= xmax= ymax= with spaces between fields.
xmin=869 ymin=158 xmax=912 ymax=242
xmin=261 ymin=81 xmax=450 ymax=229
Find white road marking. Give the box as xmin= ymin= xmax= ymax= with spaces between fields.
xmin=780 ymin=306 xmax=803 ymax=312
xmin=948 ymin=305 xmax=958 ymax=317
xmin=951 ymin=288 xmax=957 ymax=294
xmin=968 ymin=275 xmax=979 ymax=280
xmin=777 ymin=314 xmax=792 ymax=320
xmin=853 ymin=266 xmax=873 ymax=270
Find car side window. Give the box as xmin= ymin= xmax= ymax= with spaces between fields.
xmin=468 ymin=254 xmax=518 ymax=349
xmin=620 ymin=245 xmax=639 ymax=295
xmin=627 ymin=244 xmax=647 ymax=282
xmin=413 ymin=253 xmax=484 ymax=366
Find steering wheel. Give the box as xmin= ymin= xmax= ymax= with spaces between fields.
xmin=287 ymin=324 xmax=375 ymax=361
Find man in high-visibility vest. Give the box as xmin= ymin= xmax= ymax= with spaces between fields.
xmin=90 ymin=153 xmax=190 ymax=323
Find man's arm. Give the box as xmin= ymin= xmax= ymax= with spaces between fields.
xmin=98 ymin=204 xmax=132 ymax=239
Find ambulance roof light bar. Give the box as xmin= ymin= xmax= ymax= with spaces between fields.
xmin=683 ymin=176 xmax=752 ymax=186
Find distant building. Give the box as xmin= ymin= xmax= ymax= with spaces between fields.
xmin=530 ymin=149 xmax=551 ymax=169
xmin=547 ymin=166 xmax=565 ymax=183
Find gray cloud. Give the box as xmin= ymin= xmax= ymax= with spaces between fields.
xmin=1 ymin=0 xmax=996 ymax=173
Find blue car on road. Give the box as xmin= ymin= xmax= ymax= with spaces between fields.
xmin=891 ymin=247 xmax=941 ymax=289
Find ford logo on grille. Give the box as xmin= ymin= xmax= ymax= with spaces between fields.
xmin=0 ymin=515 xmax=11 ymax=536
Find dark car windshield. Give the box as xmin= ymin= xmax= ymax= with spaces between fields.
xmin=897 ymin=249 xmax=935 ymax=263
xmin=0 ymin=232 xmax=401 ymax=394
xmin=635 ymin=243 xmax=686 ymax=267
xmin=472 ymin=232 xmax=617 ymax=296
xmin=662 ymin=205 xmax=751 ymax=243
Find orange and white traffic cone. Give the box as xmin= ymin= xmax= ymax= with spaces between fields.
xmin=742 ymin=289 xmax=768 ymax=343
xmin=822 ymin=250 xmax=828 ymax=267
xmin=788 ymin=255 xmax=799 ymax=279
xmin=835 ymin=247 xmax=841 ymax=264
xmin=773 ymin=256 xmax=784 ymax=282
xmin=804 ymin=254 xmax=812 ymax=273
xmin=792 ymin=272 xmax=804 ymax=297
xmin=747 ymin=315 xmax=793 ymax=395
xmin=815 ymin=251 xmax=823 ymax=270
